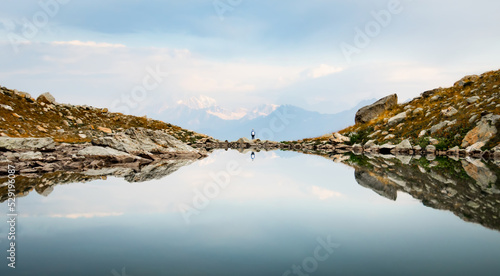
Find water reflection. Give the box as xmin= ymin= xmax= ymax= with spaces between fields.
xmin=0 ymin=150 xmax=499 ymax=275
xmin=343 ymin=153 xmax=500 ymax=231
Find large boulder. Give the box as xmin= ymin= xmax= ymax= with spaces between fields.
xmin=461 ymin=158 xmax=499 ymax=194
xmin=0 ymin=137 xmax=55 ymax=151
xmin=355 ymin=94 xmax=398 ymax=124
xmin=77 ymin=146 xmax=142 ymax=163
xmin=354 ymin=169 xmax=397 ymax=201
xmin=454 ymin=75 xmax=479 ymax=88
xmin=37 ymin=92 xmax=57 ymax=104
xmin=92 ymin=128 xmax=200 ymax=156
xmin=461 ymin=114 xmax=499 ymax=148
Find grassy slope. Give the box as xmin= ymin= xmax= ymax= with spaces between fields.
xmin=0 ymin=87 xmax=209 ymax=144
xmin=304 ymin=69 xmax=500 ymax=150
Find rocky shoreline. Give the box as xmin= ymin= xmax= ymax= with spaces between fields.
xmin=0 ymin=128 xmax=206 ymax=176
xmin=190 ymin=134 xmax=500 ymax=161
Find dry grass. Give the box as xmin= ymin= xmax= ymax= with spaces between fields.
xmin=307 ymin=69 xmax=500 ymax=149
xmin=0 ymin=88 xmax=208 ymax=143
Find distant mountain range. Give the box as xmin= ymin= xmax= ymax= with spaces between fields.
xmin=156 ymin=96 xmax=375 ymax=141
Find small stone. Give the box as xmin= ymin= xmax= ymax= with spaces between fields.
xmin=467 ymin=96 xmax=480 ymax=104
xmin=384 ymin=134 xmax=395 ymax=140
xmin=413 ymin=107 xmax=423 ymax=115
xmin=0 ymin=104 xmax=13 ymax=111
xmin=466 ymin=201 xmax=480 ymax=209
xmin=426 ymin=145 xmax=436 ymax=152
xmin=430 ymin=121 xmax=450 ymax=134
xmin=429 ymin=138 xmax=439 ymax=145
xmin=78 ymin=134 xmax=87 ymax=139
xmin=441 ymin=107 xmax=458 ymax=117
xmin=469 ymin=114 xmax=478 ymax=124
xmin=388 ymin=112 xmax=407 ymax=126
xmin=36 ymin=125 xmax=48 ymax=133
xmin=97 ymin=126 xmax=112 ymax=134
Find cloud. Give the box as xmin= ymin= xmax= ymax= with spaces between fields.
xmin=49 ymin=212 xmax=124 ymax=219
xmin=52 ymin=40 xmax=126 ymax=48
xmin=311 ymin=186 xmax=342 ymax=200
xmin=303 ymin=64 xmax=343 ymax=79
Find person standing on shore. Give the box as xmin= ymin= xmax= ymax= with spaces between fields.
xmin=251 ymin=129 xmax=256 ymax=140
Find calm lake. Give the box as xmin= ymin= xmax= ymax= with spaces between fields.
xmin=1 ymin=149 xmax=500 ymax=276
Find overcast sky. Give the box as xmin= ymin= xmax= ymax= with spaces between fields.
xmin=1 ymin=0 xmax=499 ymax=116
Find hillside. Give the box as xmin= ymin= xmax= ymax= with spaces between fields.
xmin=304 ymin=69 xmax=500 ymax=153
xmin=0 ymin=87 xmax=209 ymax=144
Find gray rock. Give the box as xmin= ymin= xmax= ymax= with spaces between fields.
xmin=329 ymin=133 xmax=350 ymax=144
xmin=469 ymin=114 xmax=478 ymax=123
xmin=14 ymin=90 xmax=33 ymax=100
xmin=430 ymin=120 xmax=451 ymax=134
xmin=426 ymin=145 xmax=436 ymax=153
xmin=124 ymin=159 xmax=195 ymax=183
xmin=412 ymin=107 xmax=424 ymax=115
xmin=15 ymin=151 xmax=44 ymax=161
xmin=77 ymin=146 xmax=138 ymax=162
xmin=421 ymin=88 xmax=439 ymax=98
xmin=379 ymin=143 xmax=396 ymax=151
xmin=394 ymin=139 xmax=412 ymax=152
xmin=0 ymin=104 xmax=13 ymax=111
xmin=441 ymin=107 xmax=458 ymax=117
xmin=37 ymin=92 xmax=56 ymax=104
xmin=454 ymin=75 xmax=479 ymax=87
xmin=462 ymin=158 xmax=499 ymax=194
xmin=355 ymin=94 xmax=398 ymax=124
xmin=0 ymin=137 xmax=55 ymax=151
xmin=355 ymin=169 xmax=397 ymax=201
xmin=384 ymin=134 xmax=395 ymax=140
xmin=364 ymin=140 xmax=377 ymax=149
xmin=447 ymin=146 xmax=460 ymax=154
xmin=430 ymin=95 xmax=440 ymax=101
xmin=237 ymin=137 xmax=251 ymax=144
xmin=40 ymin=186 xmax=54 ymax=197
xmin=467 ymin=96 xmax=480 ymax=104
xmin=92 ymin=128 xmax=199 ymax=156
xmin=388 ymin=112 xmax=407 ymax=126
xmin=465 ymin=142 xmax=485 ymax=152
xmin=461 ymin=114 xmax=500 ymax=148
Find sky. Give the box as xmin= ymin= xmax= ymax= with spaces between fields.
xmin=0 ymin=0 xmax=499 ymax=117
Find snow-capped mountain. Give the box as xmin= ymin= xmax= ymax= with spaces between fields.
xmin=156 ymin=95 xmax=375 ymax=141
xmin=164 ymin=96 xmax=280 ymax=122
xmin=176 ymin=95 xmax=217 ymax=110
xmin=241 ymin=104 xmax=280 ymax=120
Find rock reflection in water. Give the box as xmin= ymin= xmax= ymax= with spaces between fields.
xmin=0 ymin=159 xmax=198 ymax=202
xmin=345 ymin=153 xmax=500 ymax=231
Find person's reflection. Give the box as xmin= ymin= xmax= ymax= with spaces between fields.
xmin=250 ymin=151 xmax=255 ymax=161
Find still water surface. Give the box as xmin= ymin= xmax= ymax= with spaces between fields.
xmin=1 ymin=150 xmax=500 ymax=275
